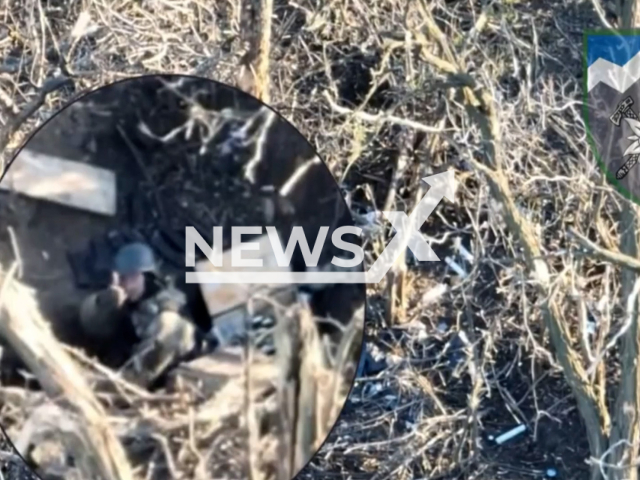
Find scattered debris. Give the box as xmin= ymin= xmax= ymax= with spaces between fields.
xmin=356 ymin=343 xmax=388 ymax=378
xmin=444 ymin=256 xmax=467 ymax=278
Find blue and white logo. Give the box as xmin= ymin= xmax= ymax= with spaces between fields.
xmin=585 ymin=31 xmax=640 ymax=202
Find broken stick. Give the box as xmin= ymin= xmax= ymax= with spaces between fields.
xmin=237 ymin=0 xmax=273 ymax=102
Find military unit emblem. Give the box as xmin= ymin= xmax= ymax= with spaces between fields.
xmin=585 ymin=31 xmax=640 ymax=199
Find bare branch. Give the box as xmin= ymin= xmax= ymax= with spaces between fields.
xmin=0 ymin=268 xmax=134 ymax=480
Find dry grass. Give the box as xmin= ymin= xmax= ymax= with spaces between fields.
xmin=1 ymin=0 xmax=639 ymax=479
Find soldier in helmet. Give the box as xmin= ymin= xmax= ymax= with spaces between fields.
xmin=79 ymin=242 xmax=203 ymax=387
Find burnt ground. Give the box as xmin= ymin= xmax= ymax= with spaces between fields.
xmin=0 ymin=74 xmax=365 ymax=374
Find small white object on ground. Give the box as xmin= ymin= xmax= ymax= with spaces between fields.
xmin=455 ymin=330 xmax=471 ymax=347
xmin=70 ymin=11 xmax=92 ymax=39
xmin=422 ymin=283 xmax=448 ymax=305
xmin=494 ymin=424 xmax=526 ymax=445
xmin=413 ymin=327 xmax=428 ymax=340
xmin=369 ymin=344 xmax=386 ymax=363
xmin=546 ymin=468 xmax=557 ymax=478
xmin=445 ymin=256 xmax=468 ymax=278
xmin=363 ymin=382 xmax=384 ymax=397
xmin=437 ymin=321 xmax=449 ymax=333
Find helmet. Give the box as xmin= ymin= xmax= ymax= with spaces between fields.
xmin=113 ymin=242 xmax=156 ymax=276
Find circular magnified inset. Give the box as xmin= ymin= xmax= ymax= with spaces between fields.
xmin=0 ymin=75 xmax=365 ymax=479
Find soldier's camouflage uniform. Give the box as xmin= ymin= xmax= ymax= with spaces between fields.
xmin=80 ymin=274 xmax=201 ymax=387
xmin=125 ymin=278 xmax=200 ymax=387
